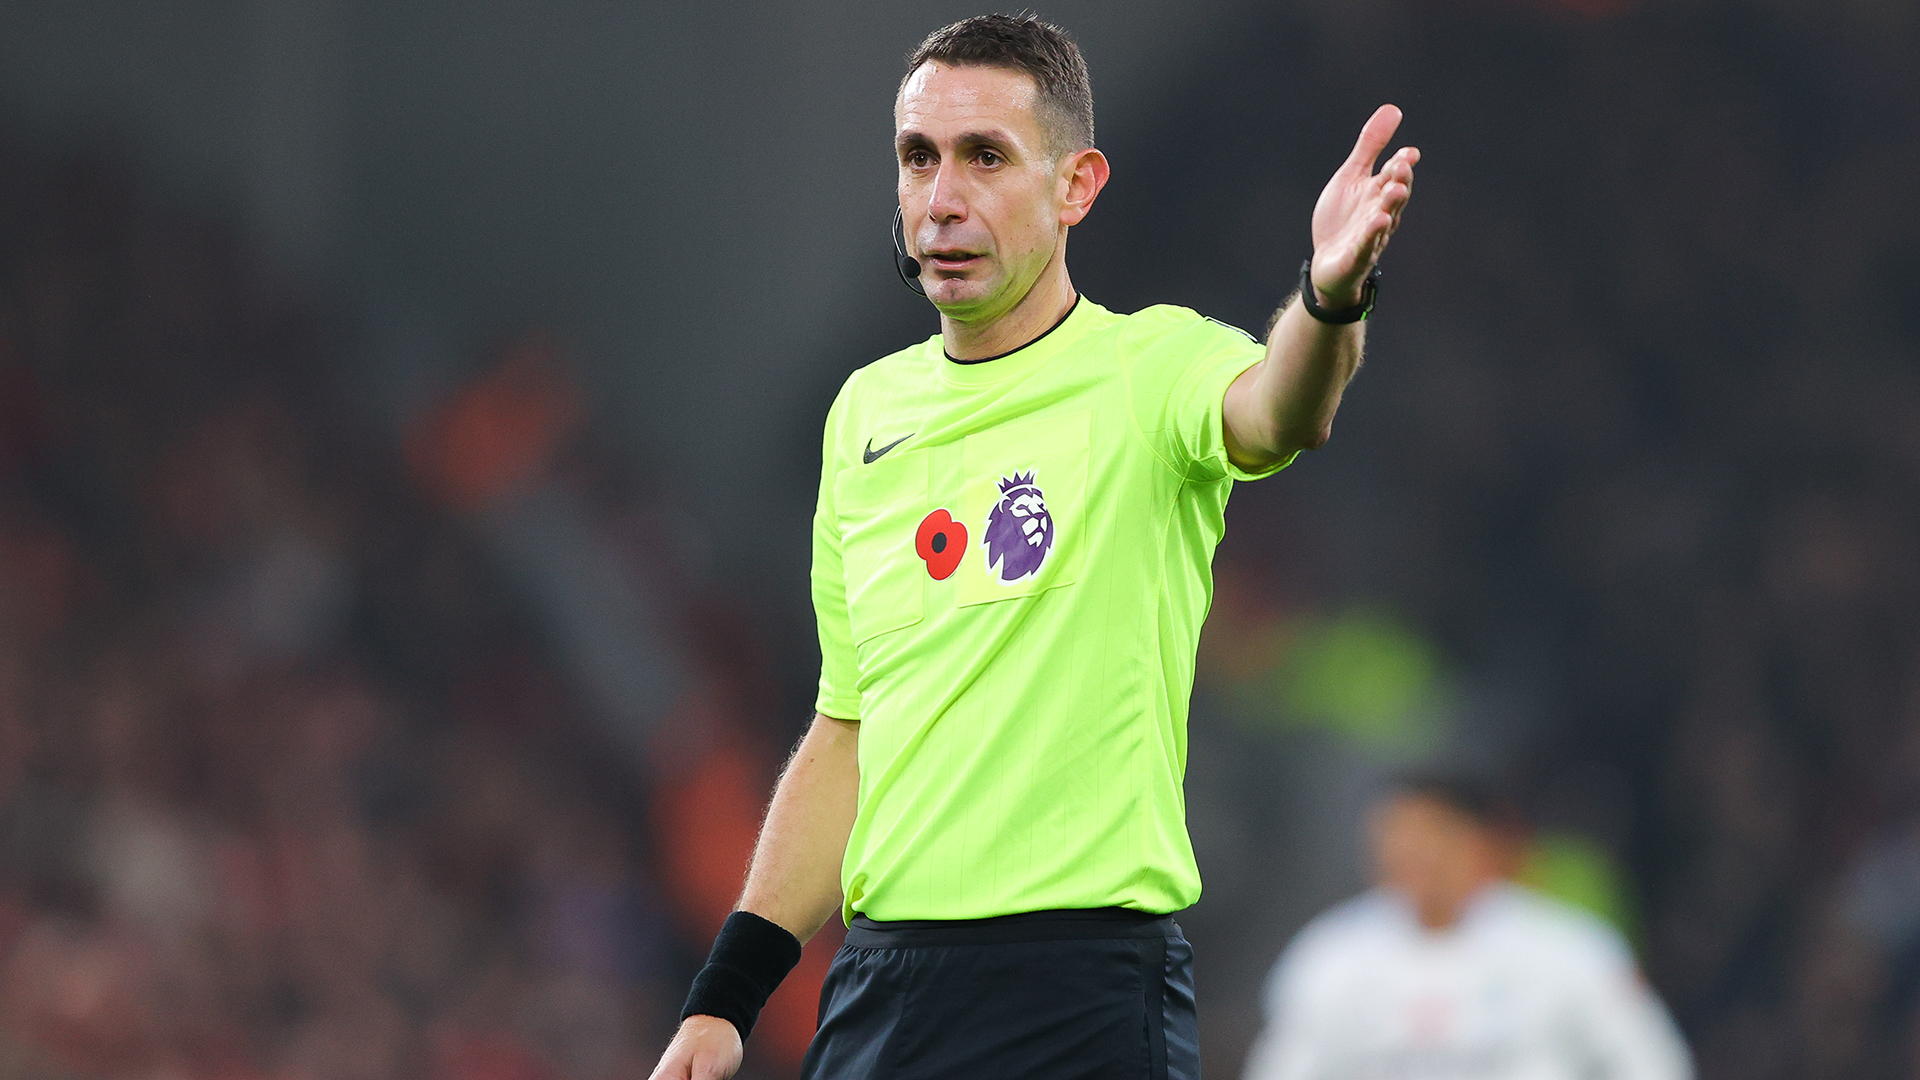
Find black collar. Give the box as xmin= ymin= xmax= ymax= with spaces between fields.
xmin=945 ymin=295 xmax=1081 ymax=365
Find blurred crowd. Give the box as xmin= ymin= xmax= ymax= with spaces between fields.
xmin=0 ymin=138 xmax=835 ymax=1079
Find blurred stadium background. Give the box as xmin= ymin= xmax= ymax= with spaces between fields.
xmin=0 ymin=0 xmax=1916 ymax=1077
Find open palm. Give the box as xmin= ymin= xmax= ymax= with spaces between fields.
xmin=1309 ymin=105 xmax=1419 ymax=306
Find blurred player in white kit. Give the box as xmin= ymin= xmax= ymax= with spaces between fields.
xmin=1242 ymin=774 xmax=1694 ymax=1080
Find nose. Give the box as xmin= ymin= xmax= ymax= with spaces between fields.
xmin=926 ymin=157 xmax=969 ymax=225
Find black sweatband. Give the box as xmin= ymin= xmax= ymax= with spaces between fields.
xmin=681 ymin=910 xmax=805 ymax=1040
xmin=1299 ymin=258 xmax=1379 ymax=324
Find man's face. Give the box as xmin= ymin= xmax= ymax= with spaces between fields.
xmin=895 ymin=62 xmax=1070 ymax=323
xmin=1369 ymin=794 xmax=1506 ymax=929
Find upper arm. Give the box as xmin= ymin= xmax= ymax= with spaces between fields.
xmin=810 ymin=711 xmax=859 ymax=740
xmin=1125 ymin=309 xmax=1291 ymax=483
xmin=1222 ymin=359 xmax=1295 ymax=473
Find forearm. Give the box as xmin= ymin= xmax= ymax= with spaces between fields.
xmin=1223 ymin=293 xmax=1365 ymax=469
xmin=1224 ymin=104 xmax=1413 ymax=471
xmin=658 ymin=715 xmax=855 ymax=1078
xmin=737 ymin=711 xmax=860 ymax=942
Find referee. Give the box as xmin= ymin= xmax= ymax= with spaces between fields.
xmin=650 ymin=14 xmax=1418 ymax=1080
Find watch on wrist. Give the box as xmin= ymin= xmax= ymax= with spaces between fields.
xmin=1299 ymin=259 xmax=1379 ymax=324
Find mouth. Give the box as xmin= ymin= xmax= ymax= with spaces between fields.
xmin=921 ymin=248 xmax=986 ymax=273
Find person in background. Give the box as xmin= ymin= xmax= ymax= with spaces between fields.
xmin=1242 ymin=774 xmax=1694 ymax=1080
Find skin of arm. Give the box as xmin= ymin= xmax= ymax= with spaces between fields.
xmin=648 ymin=712 xmax=861 ymax=1080
xmin=1224 ymin=105 xmax=1419 ymax=470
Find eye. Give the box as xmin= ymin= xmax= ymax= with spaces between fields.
xmin=904 ymin=149 xmax=933 ymax=169
xmin=975 ymin=149 xmax=1003 ymax=168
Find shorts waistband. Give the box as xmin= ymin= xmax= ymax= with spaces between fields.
xmin=844 ymin=907 xmax=1181 ymax=948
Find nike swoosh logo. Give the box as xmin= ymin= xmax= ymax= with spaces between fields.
xmin=863 ymin=434 xmax=913 ymax=464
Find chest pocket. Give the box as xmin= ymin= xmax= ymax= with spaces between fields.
xmin=833 ymin=448 xmax=927 ymax=646
xmin=956 ymin=410 xmax=1090 ymax=607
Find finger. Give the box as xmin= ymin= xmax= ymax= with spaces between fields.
xmin=1366 ymin=152 xmax=1418 ymax=208
xmin=1356 ymin=173 xmax=1409 ymax=233
xmin=1372 ymin=147 xmax=1418 ymax=189
xmin=1361 ymin=211 xmax=1394 ymax=266
xmin=1373 ymin=158 xmax=1414 ymax=225
xmin=1331 ymin=208 xmax=1392 ymax=276
xmin=1369 ymin=208 xmax=1394 ymax=247
xmin=1342 ymin=104 xmax=1404 ymax=175
xmin=1374 ymin=186 xmax=1408 ymax=238
xmin=1366 ymin=170 xmax=1408 ymax=212
xmin=1355 ymin=207 xmax=1395 ymax=265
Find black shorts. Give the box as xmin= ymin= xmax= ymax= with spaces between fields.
xmin=800 ymin=908 xmax=1200 ymax=1080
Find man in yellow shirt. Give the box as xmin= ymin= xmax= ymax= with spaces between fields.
xmin=650 ymin=14 xmax=1418 ymax=1080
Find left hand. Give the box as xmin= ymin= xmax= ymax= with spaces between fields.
xmin=1308 ymin=105 xmax=1419 ymax=308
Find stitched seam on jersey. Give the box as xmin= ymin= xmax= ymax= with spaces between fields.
xmin=1151 ymin=476 xmax=1186 ymax=773
xmin=1184 ymin=351 xmax=1264 ymax=483
xmin=1118 ymin=328 xmax=1194 ymax=482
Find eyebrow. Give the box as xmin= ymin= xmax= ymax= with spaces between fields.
xmin=895 ymin=129 xmax=1019 ymax=156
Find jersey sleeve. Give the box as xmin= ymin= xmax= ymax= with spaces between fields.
xmin=1122 ymin=306 xmax=1295 ymax=484
xmin=1559 ymin=920 xmax=1695 ymax=1080
xmin=811 ymin=384 xmax=861 ymax=721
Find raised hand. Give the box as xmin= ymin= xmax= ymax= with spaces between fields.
xmin=1308 ymin=105 xmax=1419 ymax=308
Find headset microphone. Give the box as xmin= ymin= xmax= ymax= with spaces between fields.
xmin=892 ymin=207 xmax=926 ymax=296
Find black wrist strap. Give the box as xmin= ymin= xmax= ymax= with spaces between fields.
xmin=681 ymin=911 xmax=805 ymax=1041
xmin=1299 ymin=259 xmax=1379 ymax=324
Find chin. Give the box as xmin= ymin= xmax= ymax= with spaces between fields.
xmin=928 ymin=276 xmax=1006 ymax=316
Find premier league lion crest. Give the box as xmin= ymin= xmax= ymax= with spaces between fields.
xmin=983 ymin=470 xmax=1054 ymax=582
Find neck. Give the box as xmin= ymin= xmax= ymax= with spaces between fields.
xmin=940 ymin=256 xmax=1078 ymax=361
xmin=1413 ymin=877 xmax=1500 ymax=932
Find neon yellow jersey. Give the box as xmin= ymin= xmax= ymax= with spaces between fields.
xmin=812 ymin=298 xmax=1289 ymax=922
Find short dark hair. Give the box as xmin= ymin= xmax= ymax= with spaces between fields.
xmin=1391 ymin=770 xmax=1526 ymax=833
xmin=903 ymin=14 xmax=1094 ymax=157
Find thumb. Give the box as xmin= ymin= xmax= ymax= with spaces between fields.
xmin=1343 ymin=104 xmax=1403 ymax=175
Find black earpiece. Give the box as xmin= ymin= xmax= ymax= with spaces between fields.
xmin=892 ymin=207 xmax=926 ymax=296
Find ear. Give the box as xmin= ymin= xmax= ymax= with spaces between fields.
xmin=1057 ymin=148 xmax=1110 ymax=227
